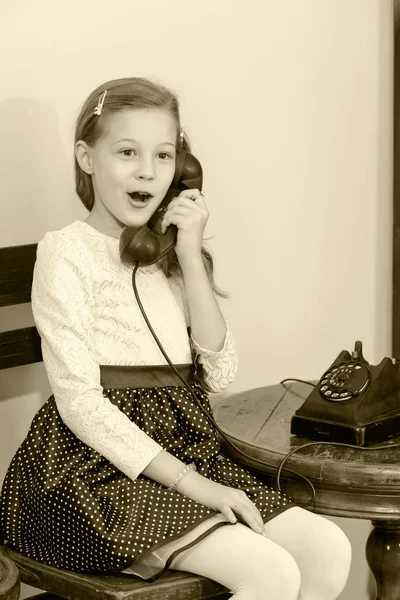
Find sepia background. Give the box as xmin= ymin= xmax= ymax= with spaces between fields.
xmin=0 ymin=1 xmax=393 ymax=598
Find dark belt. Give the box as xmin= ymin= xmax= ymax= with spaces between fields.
xmin=99 ymin=363 xmax=195 ymax=389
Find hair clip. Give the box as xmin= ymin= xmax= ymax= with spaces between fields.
xmin=94 ymin=90 xmax=107 ymax=116
xmin=179 ymin=128 xmax=185 ymax=145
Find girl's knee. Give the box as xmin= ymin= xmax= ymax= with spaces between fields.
xmin=318 ymin=517 xmax=352 ymax=565
xmin=273 ymin=550 xmax=302 ymax=600
xmin=284 ymin=507 xmax=352 ymax=565
xmin=321 ymin=521 xmax=352 ymax=593
xmin=302 ymin=514 xmax=352 ymax=597
xmin=266 ymin=508 xmax=351 ymax=597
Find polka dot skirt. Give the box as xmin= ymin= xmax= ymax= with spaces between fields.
xmin=0 ymin=381 xmax=294 ymax=580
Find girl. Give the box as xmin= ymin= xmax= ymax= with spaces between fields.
xmin=0 ymin=78 xmax=351 ymax=600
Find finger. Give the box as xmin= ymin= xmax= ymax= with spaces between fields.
xmin=194 ymin=191 xmax=206 ymax=207
xmin=168 ymin=195 xmax=206 ymax=211
xmin=234 ymin=504 xmax=264 ymax=534
xmin=160 ymin=209 xmax=190 ymax=233
xmin=163 ymin=206 xmax=205 ymax=229
xmin=220 ymin=503 xmax=237 ymax=524
xmin=177 ymin=190 xmax=206 ymax=207
xmin=165 ymin=205 xmax=195 ymax=218
xmin=238 ymin=492 xmax=264 ymax=531
xmin=250 ymin=505 xmax=265 ymax=532
xmin=163 ymin=214 xmax=197 ymax=231
xmin=167 ymin=200 xmax=208 ymax=225
xmin=177 ymin=188 xmax=202 ymax=201
xmin=245 ymin=497 xmax=264 ymax=531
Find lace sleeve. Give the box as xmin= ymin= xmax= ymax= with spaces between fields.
xmin=31 ymin=232 xmax=163 ymax=481
xmin=190 ymin=327 xmax=238 ymax=393
xmin=168 ymin=274 xmax=238 ymax=393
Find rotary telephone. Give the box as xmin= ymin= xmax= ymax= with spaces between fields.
xmin=119 ymin=151 xmax=203 ymax=266
xmin=291 ymin=341 xmax=400 ymax=445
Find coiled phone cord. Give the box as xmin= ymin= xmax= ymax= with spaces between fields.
xmin=132 ymin=263 xmax=317 ymax=507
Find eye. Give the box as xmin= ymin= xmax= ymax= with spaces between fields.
xmin=158 ymin=152 xmax=174 ymax=160
xmin=120 ymin=149 xmax=136 ymax=157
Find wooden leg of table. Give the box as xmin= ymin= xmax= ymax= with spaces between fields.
xmin=366 ymin=520 xmax=400 ymax=600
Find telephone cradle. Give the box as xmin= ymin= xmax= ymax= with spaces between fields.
xmin=291 ymin=341 xmax=400 ymax=446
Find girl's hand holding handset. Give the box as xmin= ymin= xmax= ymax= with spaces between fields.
xmin=161 ymin=188 xmax=208 ymax=265
xmin=176 ymin=469 xmax=265 ymax=535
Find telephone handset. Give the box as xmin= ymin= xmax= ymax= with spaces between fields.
xmin=291 ymin=341 xmax=400 ymax=445
xmin=119 ymin=151 xmax=203 ymax=266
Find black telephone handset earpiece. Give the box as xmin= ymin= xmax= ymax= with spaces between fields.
xmin=119 ymin=151 xmax=203 ymax=266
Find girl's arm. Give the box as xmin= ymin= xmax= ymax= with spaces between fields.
xmin=32 ymin=232 xmax=164 ymax=482
xmin=179 ymin=255 xmax=227 ymax=352
xmin=142 ymin=449 xmax=265 ymax=535
xmin=166 ymin=189 xmax=226 ymax=351
xmin=163 ymin=189 xmax=238 ymax=391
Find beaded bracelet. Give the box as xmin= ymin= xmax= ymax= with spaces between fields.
xmin=168 ymin=463 xmax=197 ymax=491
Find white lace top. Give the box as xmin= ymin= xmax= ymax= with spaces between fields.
xmin=31 ymin=220 xmax=238 ymax=481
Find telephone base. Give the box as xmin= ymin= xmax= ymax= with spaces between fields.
xmin=291 ymin=413 xmax=400 ymax=446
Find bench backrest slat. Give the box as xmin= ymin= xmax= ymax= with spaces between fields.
xmin=0 ymin=244 xmax=37 ymax=308
xmin=0 ymin=244 xmax=41 ymax=370
xmin=0 ymin=327 xmax=42 ymax=370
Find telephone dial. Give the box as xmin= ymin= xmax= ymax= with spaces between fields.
xmin=291 ymin=341 xmax=400 ymax=445
xmin=119 ymin=150 xmax=203 ymax=266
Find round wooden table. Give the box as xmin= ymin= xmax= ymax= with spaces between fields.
xmin=213 ymin=382 xmax=400 ymax=600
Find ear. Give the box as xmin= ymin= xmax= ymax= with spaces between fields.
xmin=75 ymin=140 xmax=94 ymax=174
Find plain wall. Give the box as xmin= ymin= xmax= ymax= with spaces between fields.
xmin=0 ymin=1 xmax=393 ymax=598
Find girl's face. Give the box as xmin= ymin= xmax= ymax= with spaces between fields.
xmin=76 ymin=108 xmax=178 ymax=238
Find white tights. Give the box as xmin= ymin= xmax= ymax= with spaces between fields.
xmin=170 ymin=507 xmax=352 ymax=600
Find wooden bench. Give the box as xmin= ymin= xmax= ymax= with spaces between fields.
xmin=0 ymin=243 xmax=230 ymax=600
xmin=0 ymin=550 xmax=19 ymax=600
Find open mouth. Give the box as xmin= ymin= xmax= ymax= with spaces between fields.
xmin=127 ymin=191 xmax=155 ymax=209
xmin=128 ymin=191 xmax=153 ymax=203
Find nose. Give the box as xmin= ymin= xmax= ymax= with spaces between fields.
xmin=135 ymin=156 xmax=155 ymax=181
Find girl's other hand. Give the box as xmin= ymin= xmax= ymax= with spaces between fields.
xmin=177 ymin=472 xmax=265 ymax=535
xmin=161 ymin=189 xmax=208 ymax=263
